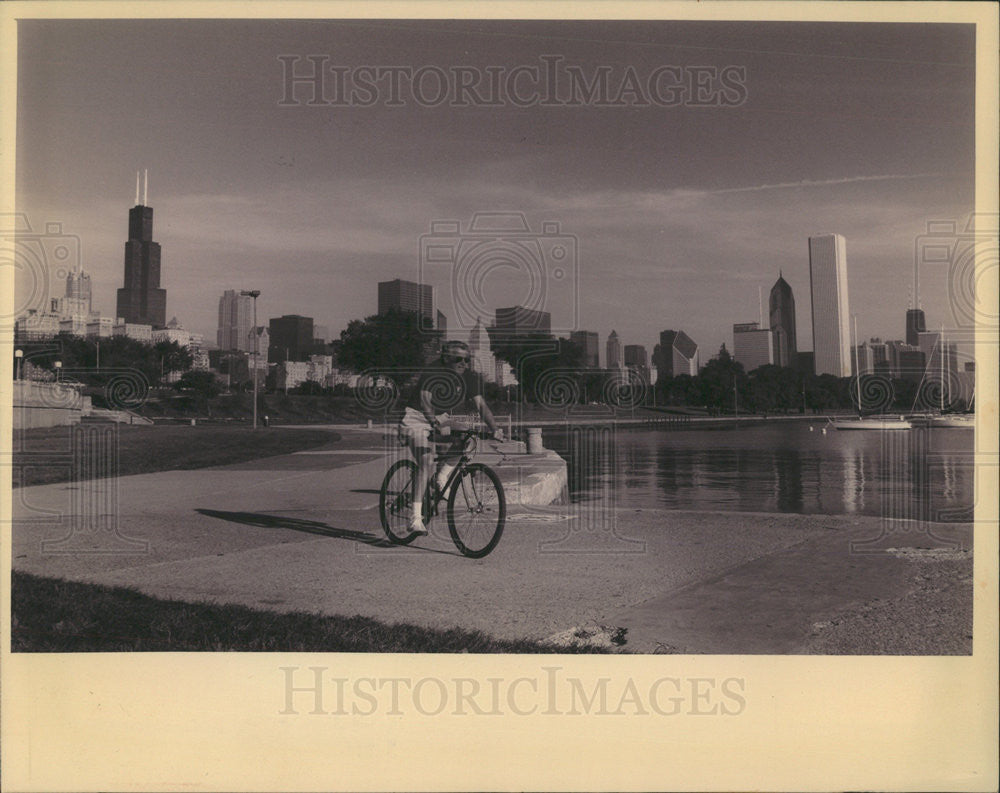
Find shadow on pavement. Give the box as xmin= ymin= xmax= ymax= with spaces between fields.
xmin=195 ymin=508 xmax=459 ymax=556
xmin=196 ymin=508 xmax=391 ymax=547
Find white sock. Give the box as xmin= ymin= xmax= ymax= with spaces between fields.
xmin=435 ymin=464 xmax=455 ymax=489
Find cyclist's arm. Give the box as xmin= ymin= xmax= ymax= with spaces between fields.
xmin=419 ymin=389 xmax=438 ymax=427
xmin=471 ymin=394 xmax=499 ymax=435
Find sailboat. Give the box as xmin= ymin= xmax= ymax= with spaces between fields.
xmin=930 ymin=331 xmax=974 ymax=429
xmin=833 ymin=316 xmax=912 ymax=430
xmin=910 ymin=328 xmax=974 ymax=430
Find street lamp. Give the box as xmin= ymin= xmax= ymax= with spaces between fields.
xmin=54 ymin=360 xmax=62 ymax=383
xmin=14 ymin=349 xmax=23 ymax=381
xmin=241 ymin=290 xmax=261 ymax=429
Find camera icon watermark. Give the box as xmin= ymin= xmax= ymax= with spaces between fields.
xmin=419 ymin=212 xmax=579 ymax=335
xmin=0 ymin=213 xmax=82 ymax=320
xmin=914 ymin=213 xmax=999 ymax=332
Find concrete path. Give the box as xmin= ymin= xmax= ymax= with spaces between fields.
xmin=11 ymin=434 xmax=972 ymax=653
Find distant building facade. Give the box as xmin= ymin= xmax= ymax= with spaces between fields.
xmin=624 ymin=344 xmax=650 ymax=384
xmin=808 ymin=233 xmax=852 ymax=377
xmin=116 ymin=184 xmax=167 ymax=328
xmin=733 ymin=322 xmax=774 ymax=372
xmin=268 ymin=315 xmax=314 ymax=362
xmin=570 ymin=331 xmax=600 ymax=368
xmin=217 ymin=290 xmax=254 ymax=352
xmin=769 ymin=273 xmax=797 ymax=367
xmin=494 ymin=306 xmax=552 ymax=337
xmin=653 ymin=329 xmax=699 ymax=380
xmin=378 ymin=279 xmax=436 ymax=330
xmin=905 ymin=308 xmax=926 ymax=347
xmin=606 ymin=330 xmax=624 ymax=371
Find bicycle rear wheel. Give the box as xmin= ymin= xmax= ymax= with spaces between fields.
xmin=379 ymin=459 xmax=421 ymax=545
xmin=447 ymin=463 xmax=506 ymax=558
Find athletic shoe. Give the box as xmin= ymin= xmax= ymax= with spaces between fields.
xmin=408 ymin=512 xmax=428 ymax=536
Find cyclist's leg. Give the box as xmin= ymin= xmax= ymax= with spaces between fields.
xmin=399 ymin=408 xmax=434 ymax=530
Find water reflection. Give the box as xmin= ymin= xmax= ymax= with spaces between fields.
xmin=543 ymin=422 xmax=973 ymax=520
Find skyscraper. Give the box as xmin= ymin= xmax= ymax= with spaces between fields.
xmin=116 ymin=172 xmax=166 ymax=328
xmin=268 ymin=315 xmax=314 ymax=362
xmin=624 ymin=344 xmax=650 ymax=383
xmin=494 ymin=306 xmax=552 ymax=337
xmin=733 ymin=322 xmax=774 ymax=372
xmin=905 ymin=308 xmax=926 ymax=347
xmin=65 ymin=269 xmax=92 ymax=312
xmin=653 ymin=329 xmax=699 ymax=380
xmin=769 ymin=273 xmax=797 ymax=367
xmin=217 ymin=289 xmax=254 ymax=352
xmin=378 ymin=279 xmax=435 ymax=330
xmin=808 ymin=234 xmax=851 ymax=377
xmin=606 ymin=330 xmax=624 ymax=371
xmin=570 ymin=331 xmax=600 ymax=368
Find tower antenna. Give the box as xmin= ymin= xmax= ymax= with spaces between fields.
xmin=143 ymin=169 xmax=148 ymax=206
xmin=135 ymin=171 xmax=140 ymax=205
xmin=758 ymin=285 xmax=763 ymax=327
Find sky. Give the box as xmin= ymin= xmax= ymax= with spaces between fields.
xmin=14 ymin=19 xmax=976 ymax=363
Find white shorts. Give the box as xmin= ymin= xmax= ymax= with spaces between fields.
xmin=398 ymin=407 xmax=449 ymax=452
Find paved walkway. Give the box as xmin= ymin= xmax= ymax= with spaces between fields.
xmin=11 ymin=434 xmax=973 ymax=653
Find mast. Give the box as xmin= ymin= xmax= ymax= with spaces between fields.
xmin=939 ymin=326 xmax=944 ymax=412
xmin=853 ymin=314 xmax=861 ymax=415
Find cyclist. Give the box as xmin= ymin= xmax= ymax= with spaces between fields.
xmin=398 ymin=340 xmax=503 ymax=535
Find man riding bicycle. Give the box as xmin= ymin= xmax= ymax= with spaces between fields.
xmin=398 ymin=339 xmax=503 ymax=535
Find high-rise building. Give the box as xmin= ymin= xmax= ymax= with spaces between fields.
xmin=653 ymin=329 xmax=699 ymax=380
xmin=116 ymin=172 xmax=166 ymax=328
xmin=268 ymin=315 xmax=314 ymax=362
xmin=769 ymin=273 xmax=797 ymax=368
xmin=65 ymin=269 xmax=92 ymax=314
xmin=624 ymin=344 xmax=650 ymax=383
xmin=918 ymin=331 xmax=958 ymax=378
xmin=808 ymin=234 xmax=851 ymax=377
xmin=905 ymin=308 xmax=926 ymax=347
xmin=570 ymin=331 xmax=600 ymax=368
xmin=217 ymin=290 xmax=254 ymax=352
xmin=885 ymin=340 xmax=924 ymax=381
xmin=733 ymin=322 xmax=774 ymax=372
xmin=468 ymin=317 xmax=497 ymax=383
xmin=378 ymin=279 xmax=435 ymax=330
xmin=494 ymin=306 xmax=551 ymax=337
xmin=606 ymin=330 xmax=624 ymax=371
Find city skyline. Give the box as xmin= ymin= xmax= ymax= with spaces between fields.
xmin=14 ymin=20 xmax=975 ymax=362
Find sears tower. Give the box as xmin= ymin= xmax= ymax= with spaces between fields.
xmin=116 ymin=171 xmax=166 ymax=328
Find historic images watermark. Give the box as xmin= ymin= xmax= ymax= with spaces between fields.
xmin=1 ymin=212 xmax=81 ymax=321
xmin=7 ymin=213 xmax=151 ymax=555
xmin=851 ymin=214 xmax=997 ymax=553
xmin=279 ymin=666 xmax=747 ymax=717
xmin=419 ymin=212 xmax=579 ymax=336
xmin=278 ymin=55 xmax=748 ymax=109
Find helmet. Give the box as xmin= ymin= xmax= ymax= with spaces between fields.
xmin=441 ymin=340 xmax=471 ymax=364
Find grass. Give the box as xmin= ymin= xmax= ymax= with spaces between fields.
xmin=10 ymin=571 xmax=609 ymax=653
xmin=12 ymin=425 xmax=338 ymax=488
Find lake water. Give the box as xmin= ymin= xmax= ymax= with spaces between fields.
xmin=542 ymin=421 xmax=975 ymax=521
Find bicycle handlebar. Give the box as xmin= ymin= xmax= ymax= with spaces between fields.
xmin=430 ymin=428 xmax=495 ymax=444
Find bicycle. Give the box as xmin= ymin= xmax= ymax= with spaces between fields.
xmin=379 ymin=428 xmax=506 ymax=558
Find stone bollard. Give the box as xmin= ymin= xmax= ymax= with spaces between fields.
xmin=367 ymin=419 xmax=373 ymax=429
xmin=190 ymin=418 xmax=196 ymax=426
xmin=526 ymin=427 xmax=544 ymax=454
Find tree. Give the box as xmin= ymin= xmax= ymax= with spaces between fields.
xmin=175 ymin=370 xmax=222 ymax=399
xmin=698 ymin=344 xmax=747 ymax=413
xmin=337 ymin=309 xmax=442 ymax=387
xmin=490 ymin=333 xmax=584 ymax=404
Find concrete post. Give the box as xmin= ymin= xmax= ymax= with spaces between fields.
xmin=526 ymin=427 xmax=544 ymax=454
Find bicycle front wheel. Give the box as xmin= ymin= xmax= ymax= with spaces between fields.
xmin=447 ymin=463 xmax=506 ymax=558
xmin=379 ymin=459 xmax=421 ymax=545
